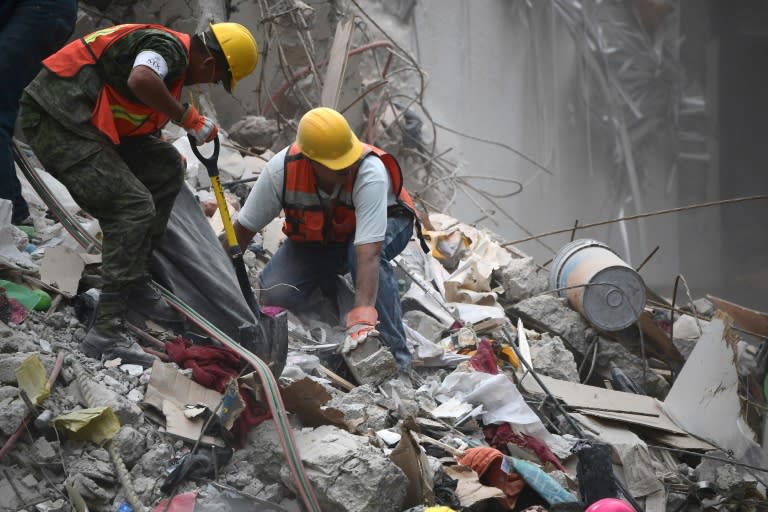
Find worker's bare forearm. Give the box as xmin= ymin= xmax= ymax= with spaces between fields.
xmin=233 ymin=220 xmax=256 ymax=251
xmin=127 ymin=66 xmax=185 ymax=121
xmin=354 ymin=242 xmax=382 ymax=308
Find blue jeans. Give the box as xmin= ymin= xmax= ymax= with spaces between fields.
xmin=0 ymin=0 xmax=77 ymax=223
xmin=260 ymin=216 xmax=414 ymax=369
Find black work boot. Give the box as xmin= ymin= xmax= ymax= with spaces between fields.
xmin=81 ymin=292 xmax=156 ymax=367
xmin=120 ymin=277 xmax=184 ymax=326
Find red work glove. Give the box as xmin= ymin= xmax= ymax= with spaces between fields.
xmin=177 ymin=103 xmax=218 ymax=145
xmin=340 ymin=306 xmax=378 ymax=354
xmin=459 ymin=447 xmax=525 ymax=508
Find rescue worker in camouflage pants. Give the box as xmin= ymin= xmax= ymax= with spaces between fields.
xmin=19 ymin=23 xmax=259 ymax=366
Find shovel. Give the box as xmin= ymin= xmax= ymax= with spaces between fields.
xmin=188 ymin=134 xmax=259 ymax=316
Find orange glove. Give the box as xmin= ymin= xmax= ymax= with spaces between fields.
xmin=459 ymin=447 xmax=525 ymax=508
xmin=177 ymin=103 xmax=218 ymax=145
xmin=341 ymin=306 xmax=378 ymax=353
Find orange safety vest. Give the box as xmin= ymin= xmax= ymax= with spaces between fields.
xmin=281 ymin=142 xmax=424 ymax=246
xmin=43 ymin=24 xmax=190 ymax=144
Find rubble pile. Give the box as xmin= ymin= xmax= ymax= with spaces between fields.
xmin=3 ymin=171 xmax=768 ymax=511
xmin=1 ymin=1 xmax=767 ymax=512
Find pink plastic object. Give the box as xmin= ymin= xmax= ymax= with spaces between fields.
xmin=586 ymin=498 xmax=634 ymax=512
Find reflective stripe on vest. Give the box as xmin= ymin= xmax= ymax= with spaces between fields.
xmin=43 ymin=24 xmax=190 ymax=144
xmin=281 ymin=142 xmax=418 ymax=244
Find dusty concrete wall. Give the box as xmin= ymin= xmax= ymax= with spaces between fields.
xmin=408 ymin=0 xmax=683 ymax=290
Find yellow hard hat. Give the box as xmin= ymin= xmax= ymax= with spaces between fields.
xmin=425 ymin=507 xmax=456 ymax=512
xmin=209 ymin=22 xmax=258 ymax=93
xmin=296 ymin=107 xmax=364 ymax=170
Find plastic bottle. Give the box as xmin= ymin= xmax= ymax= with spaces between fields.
xmin=0 ymin=280 xmax=51 ymax=311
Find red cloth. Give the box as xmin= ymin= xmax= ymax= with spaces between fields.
xmin=470 ymin=338 xmax=498 ymax=375
xmin=164 ymin=337 xmax=271 ymax=447
xmin=165 ymin=337 xmax=241 ymax=390
xmin=152 ymin=491 xmax=197 ymax=512
xmin=458 ymin=447 xmax=525 ymax=509
xmin=484 ymin=423 xmax=567 ymax=472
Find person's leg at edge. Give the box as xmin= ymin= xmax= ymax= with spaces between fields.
xmin=115 ymin=135 xmax=186 ymax=324
xmin=348 ymin=215 xmax=414 ymax=370
xmin=0 ymin=0 xmax=77 ymax=224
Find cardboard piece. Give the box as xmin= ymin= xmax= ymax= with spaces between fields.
xmin=280 ymin=377 xmax=348 ymax=430
xmin=662 ymin=319 xmax=758 ymax=454
xmin=142 ymin=361 xmax=225 ymax=445
xmin=390 ymin=422 xmax=435 ymax=508
xmin=39 ymin=246 xmax=85 ymax=297
xmin=520 ymin=373 xmax=687 ymax=435
xmin=708 ymin=294 xmax=768 ymax=339
xmin=444 ymin=464 xmax=505 ymax=507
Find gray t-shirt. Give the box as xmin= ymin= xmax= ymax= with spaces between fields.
xmin=238 ymin=147 xmax=397 ymax=245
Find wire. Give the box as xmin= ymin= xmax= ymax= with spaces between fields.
xmin=503 ymin=194 xmax=768 ymax=247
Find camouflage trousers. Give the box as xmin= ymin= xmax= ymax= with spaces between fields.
xmin=19 ymin=97 xmax=184 ymax=292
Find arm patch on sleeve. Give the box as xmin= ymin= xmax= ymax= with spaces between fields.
xmin=133 ymin=50 xmax=168 ymax=78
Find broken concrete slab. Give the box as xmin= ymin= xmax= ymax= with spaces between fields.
xmin=290 ymin=425 xmax=409 ymax=512
xmin=529 ymin=332 xmax=580 ymax=382
xmin=0 ymin=352 xmax=55 ymax=385
xmin=494 ymin=255 xmax=548 ymax=304
xmin=245 ymin=421 xmax=409 ymax=511
xmin=327 ymin=384 xmax=392 ymax=432
xmin=229 ymin=116 xmax=278 ymax=148
xmin=343 ymin=335 xmax=399 ymax=387
xmin=403 ymin=310 xmax=447 ymax=343
xmin=112 ymin=426 xmax=147 ymax=469
xmin=0 ymin=396 xmax=27 ymax=436
xmin=593 ymin=336 xmax=670 ymax=399
xmin=512 ymin=294 xmax=591 ymax=354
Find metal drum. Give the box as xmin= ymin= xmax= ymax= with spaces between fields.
xmin=549 ymin=239 xmax=646 ymax=331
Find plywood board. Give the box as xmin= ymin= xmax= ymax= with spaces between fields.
xmin=320 ymin=19 xmax=354 ymax=109
xmin=520 ymin=373 xmax=686 ymax=434
xmin=662 ymin=319 xmax=744 ymax=447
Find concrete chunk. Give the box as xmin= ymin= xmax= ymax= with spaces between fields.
xmin=343 ymin=336 xmax=398 ymax=386
xmin=494 ymin=256 xmax=548 ymax=304
xmin=514 ymin=295 xmax=591 ymax=353
xmin=290 ymin=425 xmax=408 ymax=512
xmin=530 ymin=333 xmax=580 ymax=382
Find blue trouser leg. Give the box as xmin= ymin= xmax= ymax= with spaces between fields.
xmin=259 ymin=239 xmax=347 ymax=310
xmin=260 ymin=217 xmax=414 ymax=369
xmin=0 ymin=0 xmax=77 ymax=223
xmin=348 ymin=216 xmax=414 ymax=370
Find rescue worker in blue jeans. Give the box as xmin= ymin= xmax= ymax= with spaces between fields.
xmin=231 ymin=107 xmax=423 ymax=370
xmin=0 ymin=0 xmax=78 ymax=225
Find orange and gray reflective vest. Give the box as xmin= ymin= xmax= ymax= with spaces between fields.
xmin=43 ymin=24 xmax=190 ymax=144
xmin=281 ymin=142 xmax=427 ymax=249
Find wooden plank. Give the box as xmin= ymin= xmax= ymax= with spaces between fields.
xmin=320 ymin=18 xmax=354 ymax=109
xmin=707 ymin=294 xmax=768 ymax=338
xmin=318 ymin=364 xmax=355 ymax=391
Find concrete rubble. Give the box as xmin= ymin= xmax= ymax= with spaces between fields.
xmin=1 ymin=1 xmax=767 ymax=512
